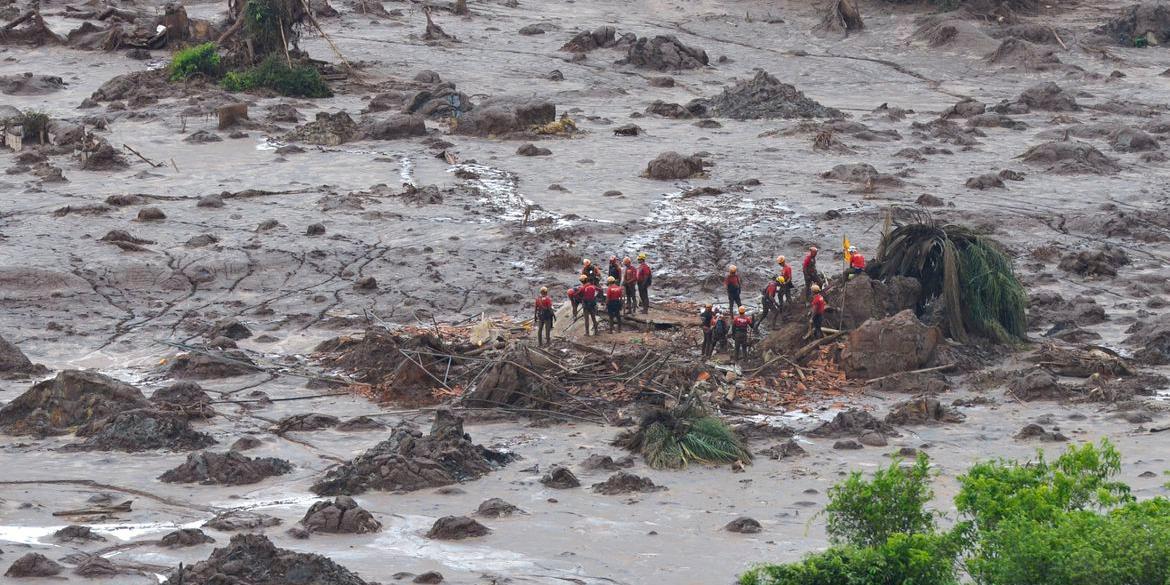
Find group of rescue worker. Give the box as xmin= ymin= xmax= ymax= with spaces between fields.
xmin=532 ymin=243 xmax=869 ymax=361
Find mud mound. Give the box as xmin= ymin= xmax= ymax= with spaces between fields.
xmin=842 ymin=311 xmax=941 ymax=380
xmin=709 ymin=71 xmax=842 ymax=120
xmin=759 ymin=439 xmax=806 ymax=460
xmin=943 ymin=98 xmax=986 ymax=118
xmin=580 ymin=454 xmax=635 ymax=471
xmin=1110 ymin=127 xmax=1159 ymax=151
xmin=315 ymin=329 xmax=469 ymax=405
xmin=5 ymin=553 xmax=63 ymax=577
xmin=1015 ymin=423 xmax=1068 ymax=441
xmin=301 ymin=497 xmax=382 ymax=534
xmin=65 ymin=409 xmax=216 ymax=452
xmin=725 ymin=517 xmax=762 ymax=533
xmin=618 ymin=35 xmax=708 ymax=70
xmin=1058 ymin=246 xmax=1129 ymax=276
xmin=832 ymin=274 xmax=921 ymax=329
xmin=0 ymin=11 xmax=64 ymax=46
xmin=336 ymin=416 xmax=386 ymax=431
xmin=162 ymin=533 xmax=370 ymax=585
xmin=644 ymin=151 xmax=706 ymax=180
xmin=462 ymin=345 xmax=558 ymax=409
xmin=1020 ymin=141 xmax=1120 ymax=174
xmin=167 ymin=350 xmax=257 ymax=379
xmin=203 ymin=510 xmax=282 ymax=531
xmin=88 ymin=70 xmax=181 ymax=104
xmin=1008 ymin=369 xmax=1076 ymax=401
xmin=361 ymin=114 xmax=427 ymax=140
xmin=54 ymin=525 xmax=106 ymax=542
xmin=0 ymin=370 xmax=149 ymax=436
xmin=1096 ymin=2 xmax=1170 ymax=46
xmin=592 ymin=472 xmax=666 ymax=495
xmin=73 ymin=556 xmax=120 ymax=577
xmin=1018 ymin=82 xmax=1080 ymax=112
xmin=404 ymin=82 xmax=473 ymax=120
xmin=885 ymin=397 xmax=965 ymax=425
xmin=283 ymin=112 xmax=360 ymax=146
xmin=0 ymin=73 xmax=64 ymax=95
xmin=560 ymin=26 xmax=633 ymax=52
xmin=0 ymin=334 xmax=46 ymax=376
xmin=540 ymin=465 xmax=580 ymax=488
xmin=1126 ymin=320 xmax=1170 ymax=365
xmin=808 ymin=408 xmax=898 ymax=438
xmin=150 ymin=382 xmax=215 ymax=418
xmin=984 ymin=38 xmax=1070 ymax=71
xmin=206 ymin=318 xmax=252 ymax=340
xmin=476 ymin=498 xmax=523 ymax=517
xmin=275 ymin=413 xmax=340 ymax=433
xmin=913 ymin=17 xmax=998 ymax=52
xmin=159 ymin=450 xmax=293 ymax=485
xmin=453 ymin=97 xmax=555 ymax=138
xmin=160 ymin=528 xmax=215 ymax=547
xmin=426 ymin=516 xmax=489 ymax=540
xmin=311 ymin=410 xmax=515 ymax=495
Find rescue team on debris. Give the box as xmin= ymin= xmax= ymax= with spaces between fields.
xmin=535 ymin=242 xmax=869 ymax=359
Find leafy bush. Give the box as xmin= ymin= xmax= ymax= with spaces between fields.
xmin=613 ymin=404 xmax=751 ymax=469
xmin=221 ymin=56 xmax=332 ymax=98
xmin=19 ymin=110 xmax=50 ymax=142
xmin=824 ymin=453 xmax=937 ymax=547
xmin=739 ymin=533 xmax=959 ymax=585
xmin=170 ymin=42 xmax=222 ymax=81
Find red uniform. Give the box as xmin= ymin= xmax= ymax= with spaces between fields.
xmin=765 ymin=281 xmax=778 ymax=297
xmin=606 ymin=284 xmax=623 ymax=301
xmin=535 ymin=296 xmax=553 ymax=311
xmin=732 ymin=315 xmax=752 ymax=330
xmin=811 ymin=294 xmax=827 ymax=315
xmin=581 ymin=284 xmax=598 ymax=301
xmin=567 ymin=286 xmax=580 ymax=300
xmin=637 ymin=263 xmax=652 ymax=283
xmin=623 ymin=266 xmax=638 ymax=284
xmin=725 ymin=274 xmax=741 ymax=288
xmin=803 ymin=253 xmax=815 ymax=271
xmin=850 ymin=253 xmax=866 ymax=271
xmin=781 ymin=265 xmax=792 ymax=283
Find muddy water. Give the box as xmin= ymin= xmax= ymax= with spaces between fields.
xmin=3 ymin=0 xmax=1170 ymax=581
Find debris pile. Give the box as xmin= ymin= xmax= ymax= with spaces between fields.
xmin=0 ymin=335 xmax=46 ymax=376
xmin=710 ymin=71 xmax=843 ymax=119
xmin=0 ymin=370 xmax=149 ymax=437
xmin=453 ymin=97 xmax=556 ymax=138
xmin=315 ymin=328 xmax=478 ymax=405
xmin=426 ymin=515 xmax=489 ymax=540
xmin=592 ymin=472 xmax=667 ymax=495
xmin=560 ymin=26 xmax=634 ymax=52
xmin=65 ymin=409 xmax=216 ymax=452
xmin=150 ymin=382 xmax=216 ymax=418
xmin=644 ymin=151 xmax=706 ymax=180
xmin=884 ymin=397 xmax=965 ymax=425
xmin=311 ymin=410 xmax=515 ymax=495
xmin=619 ymin=35 xmax=709 ymax=70
xmin=300 ymin=497 xmax=382 ymax=534
xmin=162 ymin=534 xmax=371 ymax=585
xmin=841 ymin=310 xmax=942 ymax=380
xmin=1095 ymin=2 xmax=1170 ymax=46
xmin=159 ymin=450 xmax=293 ymax=485
xmin=1019 ymin=141 xmax=1121 ymax=175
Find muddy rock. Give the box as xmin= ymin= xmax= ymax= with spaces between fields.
xmin=858 ymin=430 xmax=888 ymax=447
xmin=196 ymin=194 xmax=224 ymax=208
xmin=167 ymin=350 xmax=257 ymax=379
xmin=136 ymin=206 xmax=166 ymax=221
xmin=560 ymin=26 xmax=632 ymax=52
xmin=759 ymin=439 xmax=806 ymax=460
xmin=230 ymin=436 xmax=263 ymax=451
xmin=841 ymin=310 xmax=941 ymax=379
xmin=0 ymin=335 xmax=46 ymax=376
xmin=206 ymin=319 xmax=252 ymax=340
xmin=275 ymin=413 xmax=340 ymax=433
xmin=301 ymin=496 xmax=382 ymax=534
xmin=1058 ymin=246 xmax=1129 ymax=277
xmin=284 ymin=111 xmax=360 ymax=146
xmin=453 ymin=97 xmax=554 ymax=137
xmin=916 ymin=193 xmax=945 ymax=207
xmin=1020 ymin=141 xmax=1120 ymax=175
xmin=266 ymin=103 xmax=300 ymax=122
xmin=306 ymin=222 xmax=326 ymax=236
xmin=619 ymin=34 xmax=708 ymax=70
xmin=1017 ymin=82 xmax=1080 ymax=112
xmin=54 ymin=525 xmax=106 ymax=543
xmin=1126 ymin=320 xmax=1170 ymax=365
xmin=865 ymin=370 xmax=949 ymax=395
xmin=540 ymin=465 xmax=581 ymax=489
xmin=73 ymin=556 xmax=119 ymax=577
xmin=336 ymin=416 xmax=386 ymax=431
xmin=885 ymin=397 xmax=965 ymax=425
xmin=159 ymin=450 xmax=293 ymax=485
xmin=476 ymin=498 xmax=523 ymax=518
xmin=203 ymin=510 xmax=282 ymax=532
xmin=414 ymin=571 xmax=444 ymax=584
xmin=592 ymin=471 xmax=666 ymax=495
xmin=724 ymin=517 xmax=761 ymax=533
xmin=1096 ymin=2 xmax=1170 ymax=46
xmin=162 ymin=533 xmax=369 ymax=585
xmin=834 ymin=439 xmax=864 ymax=449
xmin=184 ymin=130 xmax=223 ymax=144
xmin=710 ymin=71 xmax=842 ymax=119
xmin=966 ymin=173 xmax=1006 ymax=189
xmin=0 ymin=72 xmax=65 ymax=95
xmin=820 ymin=163 xmax=903 ymax=187
xmin=427 ymin=515 xmax=490 ymax=540
xmin=517 ymin=143 xmax=552 ymax=156
xmin=404 ymin=82 xmax=473 ymax=119
xmin=808 ymin=408 xmax=898 ymax=438
xmin=580 ymin=454 xmax=635 ymax=471
xmin=0 ymin=369 xmax=149 ymax=436
xmin=984 ymin=38 xmax=1068 ymax=71
xmin=160 ymin=528 xmax=215 ymax=547
xmin=644 ymin=151 xmax=705 ymax=180
xmin=1110 ymin=127 xmax=1159 ymax=152
xmin=311 ymin=410 xmax=515 ymax=495
xmin=5 ymin=553 xmax=63 ymax=578
xmin=65 ymin=408 xmax=216 ymax=452
xmin=1009 ymin=368 xmax=1075 ymax=401
xmin=361 ymin=114 xmax=427 ymax=140
xmin=1015 ymin=423 xmax=1068 ymax=441
xmin=646 ymin=100 xmax=693 ymax=119
xmin=833 ymin=275 xmax=921 ymax=329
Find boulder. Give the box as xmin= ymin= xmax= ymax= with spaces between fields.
xmin=283 ymin=112 xmax=360 ymax=146
xmin=203 ymin=510 xmax=282 ymax=532
xmin=426 ymin=516 xmax=489 ymax=540
xmin=160 ymin=528 xmax=216 ymax=547
xmin=809 ymin=408 xmax=898 ymax=438
xmin=1008 ymin=368 xmax=1075 ymax=401
xmin=709 ymin=71 xmax=842 ymax=119
xmin=1058 ymin=246 xmax=1129 ymax=277
xmin=644 ymin=151 xmax=705 ymax=180
xmin=540 ymin=465 xmax=581 ymax=489
xmin=724 ymin=517 xmax=761 ymax=533
xmin=361 ymin=114 xmax=427 ymax=140
xmin=301 ymin=496 xmax=382 ymax=534
xmin=0 ymin=370 xmax=149 ymax=436
xmin=0 ymin=335 xmax=45 ymax=376
xmin=832 ymin=275 xmax=921 ymax=330
xmin=1126 ymin=320 xmax=1170 ymax=365
xmin=591 ymin=472 xmax=666 ymax=495
xmin=5 ymin=553 xmax=63 ymax=578
xmin=476 ymin=498 xmax=523 ymax=517
xmin=884 ymin=397 xmax=965 ymax=425
xmin=453 ymin=98 xmax=555 ymax=137
xmin=619 ymin=35 xmax=708 ymax=70
xmin=841 ymin=310 xmax=941 ymax=379
xmin=206 ymin=318 xmax=252 ymax=340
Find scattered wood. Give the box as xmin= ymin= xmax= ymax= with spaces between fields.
xmin=53 ymin=500 xmax=133 ymax=517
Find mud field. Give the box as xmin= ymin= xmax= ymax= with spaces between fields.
xmin=2 ymin=0 xmax=1170 ymax=582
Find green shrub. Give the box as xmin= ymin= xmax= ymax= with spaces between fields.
xmin=739 ymin=533 xmax=960 ymax=585
xmin=19 ymin=110 xmax=50 ymax=141
xmin=221 ymin=56 xmax=332 ymax=98
xmin=613 ymin=405 xmax=751 ymax=469
xmin=169 ymin=42 xmax=222 ymax=81
xmin=824 ymin=453 xmax=937 ymax=547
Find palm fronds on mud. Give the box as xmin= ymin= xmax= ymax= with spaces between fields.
xmin=614 ymin=404 xmax=750 ymax=469
xmin=876 ymin=212 xmax=1026 ymax=343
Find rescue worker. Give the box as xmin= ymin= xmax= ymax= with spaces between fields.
xmin=802 ymin=246 xmax=825 ymax=300
xmin=713 ymin=309 xmax=730 ymax=353
xmin=725 ymin=265 xmax=743 ymax=312
xmin=760 ymin=276 xmax=783 ymax=327
xmin=534 ymin=287 xmax=555 ymax=346
xmin=605 ymin=276 xmax=624 ymax=333
xmin=776 ymin=255 xmax=793 ymax=306
xmin=636 ymin=253 xmax=652 ymax=313
xmin=608 ymin=256 xmax=622 ymax=282
xmin=582 ymin=259 xmax=601 ymax=285
xmin=846 ymin=245 xmax=866 ymax=277
xmin=731 ymin=306 xmax=753 ymax=362
xmin=567 ymin=275 xmax=585 ymax=319
xmin=622 ymin=256 xmax=638 ymax=315
xmin=810 ymin=284 xmax=827 ymax=339
xmin=580 ymin=277 xmax=601 ymax=336
xmin=700 ymin=304 xmax=716 ymax=359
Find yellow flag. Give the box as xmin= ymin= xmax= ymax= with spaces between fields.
xmin=843 ymin=235 xmax=852 ymax=263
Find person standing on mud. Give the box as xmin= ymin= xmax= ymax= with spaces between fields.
xmin=760 ymin=276 xmax=783 ymax=328
xmin=622 ymin=257 xmax=638 ymax=315
xmin=731 ymin=306 xmax=753 ymax=362
xmin=713 ymin=309 xmax=730 ymax=354
xmin=605 ymin=276 xmax=624 ymax=333
xmin=534 ymin=287 xmax=555 ymax=346
xmin=700 ymin=304 xmax=717 ymax=359
xmin=802 ymin=247 xmax=825 ymax=300
xmin=580 ymin=278 xmax=601 ymax=335
xmin=776 ymin=255 xmax=793 ymax=306
xmin=582 ymin=259 xmax=601 ymax=285
xmin=810 ymin=284 xmax=827 ymax=339
xmin=608 ymin=256 xmax=622 ymax=283
xmin=636 ymin=253 xmax=652 ymax=313
xmin=725 ymin=265 xmax=743 ymax=312
xmin=567 ymin=275 xmax=585 ymax=320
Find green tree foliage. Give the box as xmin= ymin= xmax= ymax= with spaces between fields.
xmin=243 ymin=0 xmax=302 ymax=57
xmin=824 ymin=454 xmax=937 ymax=547
xmin=221 ymin=56 xmax=332 ymax=98
xmin=169 ymin=42 xmax=222 ymax=81
xmin=613 ymin=404 xmax=751 ymax=469
xmin=739 ymin=533 xmax=959 ymax=585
